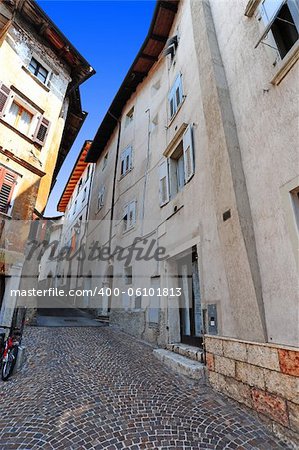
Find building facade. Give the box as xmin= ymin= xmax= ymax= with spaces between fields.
xmin=84 ymin=0 xmax=298 ymax=442
xmin=0 ymin=0 xmax=94 ymax=326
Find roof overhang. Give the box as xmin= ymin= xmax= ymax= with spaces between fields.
xmin=7 ymin=0 xmax=96 ymax=89
xmin=57 ymin=140 xmax=92 ymax=212
xmin=85 ymin=0 xmax=179 ymax=162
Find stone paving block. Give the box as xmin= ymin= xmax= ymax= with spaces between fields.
xmin=0 ymin=326 xmax=292 ymax=450
xmin=247 ymin=343 xmax=280 ymax=371
xmin=278 ymin=349 xmax=299 ymax=377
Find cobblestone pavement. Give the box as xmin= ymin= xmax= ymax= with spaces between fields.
xmin=0 ymin=326 xmax=290 ymax=450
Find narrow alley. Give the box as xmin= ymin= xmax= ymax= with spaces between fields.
xmin=0 ymin=325 xmax=289 ymax=450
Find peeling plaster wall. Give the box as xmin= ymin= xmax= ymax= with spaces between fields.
xmin=0 ymin=18 xmax=71 ymax=217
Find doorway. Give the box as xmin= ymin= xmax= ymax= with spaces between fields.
xmin=177 ymin=247 xmax=202 ymax=347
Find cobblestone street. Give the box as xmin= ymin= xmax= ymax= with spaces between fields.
xmin=0 ymin=326 xmax=290 ymax=450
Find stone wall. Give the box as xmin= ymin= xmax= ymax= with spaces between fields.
xmin=205 ymin=335 xmax=299 ymax=447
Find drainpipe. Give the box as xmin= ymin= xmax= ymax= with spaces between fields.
xmin=108 ymin=111 xmax=122 ymax=253
xmin=140 ymin=108 xmax=151 ymax=237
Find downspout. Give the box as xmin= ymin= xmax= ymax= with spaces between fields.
xmin=108 ymin=111 xmax=122 ymax=253
xmin=140 ymin=108 xmax=151 ymax=237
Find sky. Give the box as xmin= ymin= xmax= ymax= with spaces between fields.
xmin=38 ymin=0 xmax=156 ymax=216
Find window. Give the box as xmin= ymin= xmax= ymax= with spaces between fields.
xmin=77 ymin=178 xmax=83 ymax=196
xmin=73 ymin=200 xmax=77 ymax=215
xmin=6 ymin=101 xmax=33 ymax=135
xmin=159 ymin=125 xmax=194 ymax=206
xmin=82 ymin=187 xmax=87 ymax=202
xmin=0 ymin=82 xmax=50 ymax=146
xmin=28 ymin=57 xmax=49 ymax=84
xmin=163 ymin=35 xmax=178 ymax=59
xmin=0 ymin=167 xmax=18 ymax=215
xmin=124 ymin=266 xmax=132 ymax=285
xmin=86 ymin=165 xmax=90 ymax=180
xmin=290 ymin=186 xmax=299 ymax=232
xmin=125 ymin=107 xmax=134 ymax=127
xmin=102 ymin=153 xmax=108 ymax=170
xmin=123 ymin=201 xmax=136 ymax=231
xmin=98 ymin=186 xmax=105 ymax=210
xmin=257 ymin=0 xmax=299 ymax=60
xmin=168 ymin=75 xmax=183 ymax=119
xmin=120 ymin=146 xmax=132 ymax=177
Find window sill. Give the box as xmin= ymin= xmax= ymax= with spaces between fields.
xmin=244 ymin=0 xmax=260 ymax=17
xmin=271 ymin=41 xmax=299 ymax=85
xmin=119 ymin=167 xmax=133 ymax=181
xmin=0 ymin=118 xmax=41 ymax=149
xmin=22 ymin=66 xmax=50 ymax=92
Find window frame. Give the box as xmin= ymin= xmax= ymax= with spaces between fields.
xmin=120 ymin=146 xmax=133 ymax=177
xmin=123 ymin=200 xmax=136 ymax=232
xmin=28 ymin=57 xmax=50 ymax=85
xmin=168 ymin=74 xmax=184 ymax=120
xmin=0 ymin=82 xmax=50 ymax=146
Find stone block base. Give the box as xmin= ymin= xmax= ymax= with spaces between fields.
xmin=204 ymin=335 xmax=299 ymax=448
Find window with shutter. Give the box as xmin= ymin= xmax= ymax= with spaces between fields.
xmin=120 ymin=146 xmax=133 ymax=176
xmin=0 ymin=167 xmax=18 ymax=215
xmin=183 ymin=125 xmax=195 ymax=182
xmin=168 ymin=75 xmax=183 ymax=119
xmin=123 ymin=201 xmax=136 ymax=231
xmin=0 ymin=83 xmax=11 ymax=117
xmin=159 ymin=160 xmax=170 ymax=206
xmin=98 ymin=186 xmax=105 ymax=210
xmin=34 ymin=116 xmax=50 ymax=146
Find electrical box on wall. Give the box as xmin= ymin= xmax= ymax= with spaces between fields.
xmin=207 ymin=304 xmax=218 ymax=335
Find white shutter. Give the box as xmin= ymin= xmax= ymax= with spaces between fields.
xmin=159 ymin=159 xmax=169 ymax=206
xmin=183 ymin=125 xmax=195 ymax=182
xmin=0 ymin=83 xmax=11 ymax=117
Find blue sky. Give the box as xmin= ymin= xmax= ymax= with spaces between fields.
xmin=38 ymin=1 xmax=156 ymax=216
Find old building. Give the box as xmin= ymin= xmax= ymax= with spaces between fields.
xmin=52 ymin=140 xmax=94 ymax=308
xmin=84 ymin=0 xmax=298 ymax=443
xmin=0 ymin=0 xmax=94 ymax=326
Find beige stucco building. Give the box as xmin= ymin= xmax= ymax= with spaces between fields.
xmin=83 ymin=0 xmax=298 ymax=442
xmin=0 ymin=0 xmax=94 ymax=327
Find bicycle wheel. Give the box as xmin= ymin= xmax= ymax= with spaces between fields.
xmin=1 ymin=345 xmax=18 ymax=381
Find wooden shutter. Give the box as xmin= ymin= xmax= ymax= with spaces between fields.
xmin=183 ymin=125 xmax=195 ymax=182
xmin=159 ymin=160 xmax=169 ymax=206
xmin=34 ymin=116 xmax=50 ymax=145
xmin=0 ymin=167 xmax=17 ymax=214
xmin=0 ymin=83 xmax=11 ymax=117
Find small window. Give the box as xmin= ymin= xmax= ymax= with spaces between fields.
xmin=290 ymin=186 xmax=299 ymax=232
xmin=123 ymin=201 xmax=136 ymax=231
xmin=120 ymin=146 xmax=132 ymax=177
xmin=6 ymin=101 xmax=33 ymax=135
xmin=257 ymin=0 xmax=299 ymax=60
xmin=28 ymin=57 xmax=49 ymax=84
xmin=169 ymin=142 xmax=185 ymax=198
xmin=86 ymin=165 xmax=90 ymax=180
xmin=73 ymin=200 xmax=77 ymax=215
xmin=82 ymin=186 xmax=87 ymax=202
xmin=77 ymin=178 xmax=83 ymax=196
xmin=125 ymin=107 xmax=134 ymax=126
xmin=124 ymin=266 xmax=132 ymax=285
xmin=168 ymin=75 xmax=183 ymax=119
xmin=163 ymin=35 xmax=178 ymax=59
xmin=98 ymin=186 xmax=105 ymax=210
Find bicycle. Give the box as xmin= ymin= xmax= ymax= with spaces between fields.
xmin=0 ymin=312 xmax=25 ymax=381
